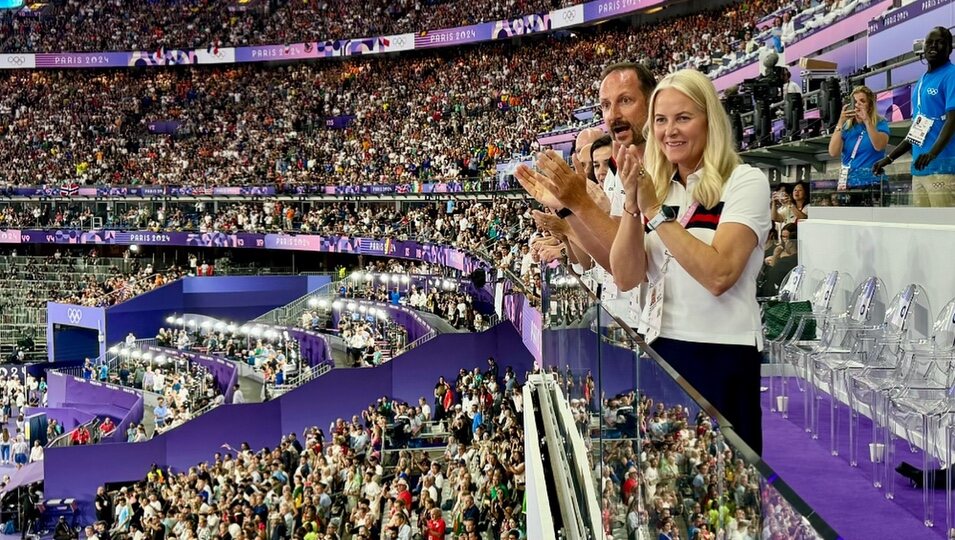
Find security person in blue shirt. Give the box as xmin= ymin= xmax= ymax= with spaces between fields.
xmin=874 ymin=27 xmax=955 ymax=206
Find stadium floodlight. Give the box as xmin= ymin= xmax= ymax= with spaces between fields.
xmin=108 ymin=346 xmax=119 ymax=355
xmin=156 ymin=355 xmax=166 ymax=364
xmin=318 ymin=299 xmax=328 ymax=309
xmin=347 ymin=303 xmax=357 ymax=311
xmin=200 ymin=321 xmax=212 ymax=329
xmin=332 ymin=300 xmax=343 ymax=310
xmin=380 ymin=274 xmax=390 ymax=283
xmin=365 ymin=273 xmax=374 ymax=282
xmin=359 ymin=306 xmax=367 ymax=314
xmin=214 ymin=322 xmax=226 ymax=331
xmin=132 ymin=350 xmax=142 ymax=359
xmin=227 ymin=324 xmax=237 ymax=333
xmin=119 ymin=348 xmax=130 ymax=357
xmin=307 ymin=298 xmax=318 ymax=308
xmin=351 ymin=272 xmax=363 ymax=281
xmin=187 ymin=320 xmax=197 ymax=327
xmin=377 ymin=310 xmax=388 ymax=319
xmin=400 ymin=276 xmax=410 ymax=284
xmin=165 ymin=316 xmax=175 ymax=325
xmin=175 ymin=317 xmax=184 ymax=326
xmin=142 ymin=352 xmax=153 ymax=361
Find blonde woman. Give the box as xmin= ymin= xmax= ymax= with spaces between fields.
xmin=610 ymin=69 xmax=770 ymax=454
xmin=827 ymin=85 xmax=889 ymax=198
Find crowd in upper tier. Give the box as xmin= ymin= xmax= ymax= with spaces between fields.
xmin=0 ymin=0 xmax=583 ymax=53
xmin=0 ymin=0 xmax=854 ymax=191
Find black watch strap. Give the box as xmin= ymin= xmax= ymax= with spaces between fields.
xmin=556 ymin=207 xmax=573 ymax=219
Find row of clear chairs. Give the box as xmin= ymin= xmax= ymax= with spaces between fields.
xmin=764 ymin=267 xmax=955 ymax=531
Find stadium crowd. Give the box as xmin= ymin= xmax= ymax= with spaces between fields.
xmin=0 ymin=0 xmax=583 ymax=53
xmin=0 ymin=0 xmax=854 ymax=193
xmin=92 ymin=359 xmax=525 ymax=540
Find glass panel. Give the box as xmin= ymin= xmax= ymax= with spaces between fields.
xmin=536 ymin=264 xmax=839 ymax=539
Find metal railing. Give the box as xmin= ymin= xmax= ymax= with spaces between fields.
xmin=254 ymin=278 xmax=344 ymax=326
xmin=272 ymin=362 xmax=332 ymax=396
xmin=390 ymin=329 xmax=438 ymax=358
xmin=47 ymin=417 xmax=102 ymax=448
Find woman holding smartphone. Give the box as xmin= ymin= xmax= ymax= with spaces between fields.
xmin=828 ymin=85 xmax=890 ymax=205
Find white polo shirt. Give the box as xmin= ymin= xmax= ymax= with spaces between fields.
xmin=644 ymin=164 xmax=770 ymax=348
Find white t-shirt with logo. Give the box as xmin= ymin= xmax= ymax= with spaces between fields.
xmin=643 ymin=164 xmax=770 ymax=348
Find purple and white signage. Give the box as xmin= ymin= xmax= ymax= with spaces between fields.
xmin=867 ymin=0 xmax=955 ymax=65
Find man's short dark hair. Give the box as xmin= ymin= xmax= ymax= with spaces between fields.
xmin=600 ymin=62 xmax=657 ymax=100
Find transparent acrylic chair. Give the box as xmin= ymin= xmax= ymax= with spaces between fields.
xmin=884 ymin=347 xmax=955 ymax=528
xmin=804 ymin=276 xmax=888 ymax=452
xmin=758 ymin=265 xmax=810 ymax=414
xmin=779 ymin=270 xmax=850 ymax=428
xmin=840 ymin=285 xmax=932 ymax=479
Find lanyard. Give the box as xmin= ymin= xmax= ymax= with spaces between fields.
xmin=661 ymin=201 xmax=700 ymax=274
xmin=848 ymin=132 xmax=864 ymax=164
xmin=917 ymin=74 xmax=925 ymax=112
xmin=678 ymin=201 xmax=700 ymax=227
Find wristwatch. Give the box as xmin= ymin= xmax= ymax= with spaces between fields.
xmin=556 ymin=207 xmax=573 ymax=219
xmin=646 ymin=206 xmax=678 ymax=231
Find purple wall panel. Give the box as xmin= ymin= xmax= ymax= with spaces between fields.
xmin=162 ymin=400 xmax=283 ymax=470
xmin=285 ymin=329 xmax=332 ymax=368
xmin=279 ymin=368 xmax=393 ymax=438
xmin=44 ymin=438 xmax=167 ymax=519
xmin=182 ymin=276 xmax=310 ymax=322
xmin=46 ymin=372 xmax=68 ymax=408
xmin=106 ymin=281 xmax=185 ymax=345
xmin=389 ymin=324 xmax=536 ymax=407
xmin=867 ymin=1 xmax=955 ymax=65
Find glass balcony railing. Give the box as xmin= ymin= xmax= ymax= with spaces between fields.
xmin=536 ymin=265 xmax=838 ymax=539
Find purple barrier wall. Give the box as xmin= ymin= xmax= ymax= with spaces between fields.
xmin=46 ymin=372 xmax=68 ymax=408
xmin=105 ymin=280 xmax=185 ymax=346
xmin=867 ymin=0 xmax=955 ymax=65
xmin=181 ymin=276 xmax=320 ymax=322
xmin=284 ymin=328 xmax=333 ymax=368
xmin=503 ymin=291 xmax=542 ymax=363
xmin=23 ymin=407 xmax=95 ymax=434
xmin=45 ymin=438 xmax=167 ymax=519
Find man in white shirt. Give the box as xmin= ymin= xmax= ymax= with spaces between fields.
xmin=232 ymin=384 xmax=245 ymax=404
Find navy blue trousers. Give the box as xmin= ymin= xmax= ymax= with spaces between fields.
xmin=651 ymin=338 xmax=763 ymax=456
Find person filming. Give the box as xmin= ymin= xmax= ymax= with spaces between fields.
xmin=828 ymin=85 xmax=890 ymax=205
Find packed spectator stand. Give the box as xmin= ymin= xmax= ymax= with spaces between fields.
xmin=93 ymin=360 xmax=525 ymax=540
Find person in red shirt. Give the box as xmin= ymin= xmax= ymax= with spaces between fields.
xmin=100 ymin=417 xmax=116 ymax=437
xmin=621 ymin=468 xmax=639 ymax=504
xmin=424 ymin=508 xmax=446 ymax=539
xmin=70 ymin=425 xmax=91 ymax=445
xmin=395 ymin=479 xmax=413 ymax=511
